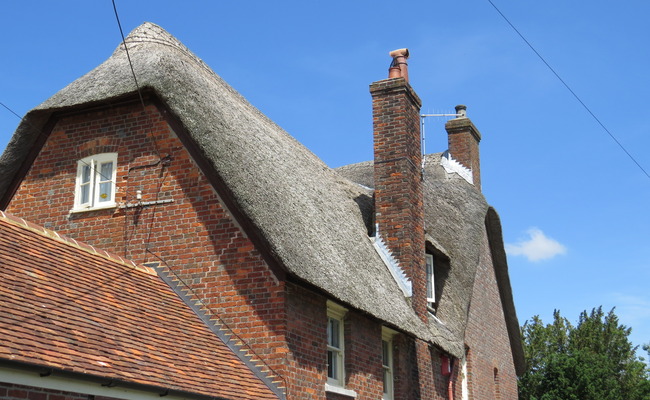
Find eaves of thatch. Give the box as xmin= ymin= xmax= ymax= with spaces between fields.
xmin=0 ymin=23 xmax=466 ymax=357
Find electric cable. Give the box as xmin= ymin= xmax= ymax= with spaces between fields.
xmin=487 ymin=0 xmax=650 ymax=181
xmin=111 ymin=0 xmax=145 ymax=111
xmin=1 ymin=101 xmax=23 ymax=120
xmin=111 ymin=0 xmax=162 ymax=160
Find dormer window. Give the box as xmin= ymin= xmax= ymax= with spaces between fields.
xmin=426 ymin=253 xmax=435 ymax=306
xmin=73 ymin=153 xmax=117 ymax=211
xmin=425 ymin=245 xmax=450 ymax=313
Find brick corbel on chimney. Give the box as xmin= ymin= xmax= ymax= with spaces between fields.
xmin=371 ymin=51 xmax=426 ymax=319
xmin=445 ymin=105 xmax=482 ymax=191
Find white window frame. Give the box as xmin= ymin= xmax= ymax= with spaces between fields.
xmin=73 ymin=153 xmax=117 ymax=211
xmin=426 ymin=253 xmax=435 ymax=305
xmin=381 ymin=327 xmax=397 ymax=400
xmin=326 ymin=302 xmax=346 ymax=387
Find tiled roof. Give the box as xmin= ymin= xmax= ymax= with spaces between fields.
xmin=0 ymin=211 xmax=280 ymax=400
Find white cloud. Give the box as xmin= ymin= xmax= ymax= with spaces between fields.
xmin=506 ymin=228 xmax=567 ymax=262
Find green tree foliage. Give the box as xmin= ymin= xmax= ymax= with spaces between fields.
xmin=519 ymin=307 xmax=650 ymax=400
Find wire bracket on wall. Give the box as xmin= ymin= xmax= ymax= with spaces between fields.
xmin=120 ymin=199 xmax=174 ymax=209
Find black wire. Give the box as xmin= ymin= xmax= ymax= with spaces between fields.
xmin=486 ymin=0 xmax=650 ymax=181
xmin=111 ymin=0 xmax=162 ymax=160
xmin=1 ymin=101 xmax=24 ymax=120
xmin=111 ymin=0 xmax=145 ymax=110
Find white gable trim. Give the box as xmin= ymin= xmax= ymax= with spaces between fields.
xmin=440 ymin=151 xmax=473 ymax=185
xmin=371 ymin=230 xmax=412 ymax=297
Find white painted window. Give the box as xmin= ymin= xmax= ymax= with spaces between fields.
xmin=382 ymin=328 xmax=396 ymax=400
xmin=326 ymin=302 xmax=346 ymax=387
xmin=426 ymin=253 xmax=435 ymax=305
xmin=74 ymin=153 xmax=117 ymax=211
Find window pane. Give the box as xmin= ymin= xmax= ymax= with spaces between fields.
xmin=82 ymin=165 xmax=91 ymax=184
xmin=327 ymin=350 xmax=337 ymax=378
xmin=426 ymin=254 xmax=434 ymax=300
xmin=99 ymin=161 xmax=113 ymax=182
xmin=328 ymin=318 xmax=340 ymax=348
xmin=80 ymin=183 xmax=90 ymax=204
xmin=98 ymin=182 xmax=112 ymax=202
xmin=327 ymin=319 xmax=332 ymax=346
xmin=97 ymin=161 xmax=113 ymax=202
xmin=382 ymin=338 xmax=392 ymax=397
xmin=382 ymin=340 xmax=389 ymax=367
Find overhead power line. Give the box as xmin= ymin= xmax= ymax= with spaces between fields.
xmin=487 ymin=0 xmax=650 ymax=181
xmin=1 ymin=101 xmax=23 ymax=120
xmin=111 ymin=0 xmax=146 ymax=110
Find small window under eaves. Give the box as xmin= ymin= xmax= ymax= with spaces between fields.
xmin=425 ymin=244 xmax=450 ymax=313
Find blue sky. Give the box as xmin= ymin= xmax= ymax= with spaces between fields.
xmin=1 ymin=2 xmax=649 ymax=354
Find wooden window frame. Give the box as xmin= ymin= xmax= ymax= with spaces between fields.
xmin=73 ymin=153 xmax=117 ymax=211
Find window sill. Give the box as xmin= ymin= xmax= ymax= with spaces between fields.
xmin=69 ymin=203 xmax=117 ymax=214
xmin=325 ymin=383 xmax=357 ymax=398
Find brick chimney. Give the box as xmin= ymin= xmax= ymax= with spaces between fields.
xmin=370 ymin=49 xmax=427 ymax=319
xmin=445 ymin=105 xmax=482 ymax=190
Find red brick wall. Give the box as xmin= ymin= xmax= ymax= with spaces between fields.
xmin=6 ymin=101 xmax=289 ymax=381
xmin=463 ymin=232 xmax=517 ymax=399
xmin=343 ymin=312 xmax=383 ymax=399
xmin=285 ymin=283 xmax=327 ymax=399
xmin=370 ymin=78 xmax=426 ymax=319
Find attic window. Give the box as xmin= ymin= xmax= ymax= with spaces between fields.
xmin=73 ymin=153 xmax=117 ymax=211
xmin=425 ymin=247 xmax=450 ymax=313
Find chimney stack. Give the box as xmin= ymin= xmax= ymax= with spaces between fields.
xmin=445 ymin=105 xmax=482 ymax=190
xmin=371 ymin=49 xmax=427 ymax=318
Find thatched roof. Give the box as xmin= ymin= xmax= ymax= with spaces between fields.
xmin=0 ymin=23 xmax=462 ymax=355
xmin=0 ymin=23 xmax=524 ymax=369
